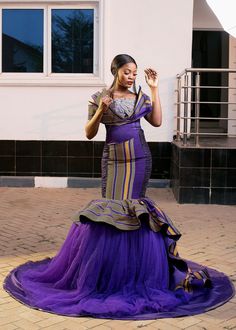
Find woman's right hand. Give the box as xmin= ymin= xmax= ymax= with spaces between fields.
xmin=98 ymin=95 xmax=113 ymax=113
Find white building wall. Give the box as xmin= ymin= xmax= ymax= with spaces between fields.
xmin=0 ymin=0 xmax=194 ymax=142
xmin=193 ymin=0 xmax=223 ymax=30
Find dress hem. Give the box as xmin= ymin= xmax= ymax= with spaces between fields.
xmin=3 ymin=263 xmax=235 ymax=320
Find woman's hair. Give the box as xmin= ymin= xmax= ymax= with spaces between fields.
xmin=108 ymin=54 xmax=138 ymax=94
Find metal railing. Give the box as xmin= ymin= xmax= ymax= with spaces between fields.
xmin=175 ymin=68 xmax=236 ymax=146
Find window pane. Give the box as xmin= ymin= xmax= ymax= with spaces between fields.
xmin=52 ymin=9 xmax=94 ymax=73
xmin=2 ymin=9 xmax=43 ymax=72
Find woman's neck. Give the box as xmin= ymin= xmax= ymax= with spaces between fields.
xmin=112 ymin=85 xmax=134 ymax=97
xmin=113 ymin=83 xmax=129 ymax=93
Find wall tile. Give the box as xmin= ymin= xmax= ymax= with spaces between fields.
xmin=0 ymin=140 xmax=15 ymax=156
xmin=211 ymin=188 xmax=236 ymax=205
xmin=68 ymin=157 xmax=93 ymax=174
xmin=179 ymin=187 xmax=210 ymax=203
xmin=227 ymin=149 xmax=236 ymax=168
xmin=42 ymin=141 xmax=67 ymax=157
xmin=170 ymin=161 xmax=180 ymax=192
xmin=16 ymin=141 xmax=41 ymax=157
xmin=180 ymin=148 xmax=211 ymax=167
xmin=1 ymin=140 xmax=235 ymax=205
xmin=152 ymin=158 xmax=170 ymax=179
xmin=148 ymin=142 xmax=171 ymax=158
xmin=180 ymin=168 xmax=210 ymax=187
xmin=171 ymin=143 xmax=179 ymax=166
xmin=16 ymin=157 xmax=41 ymax=173
xmin=42 ymin=157 xmax=67 ymax=173
xmin=171 ymin=142 xmax=236 ymax=204
xmin=212 ymin=168 xmax=236 ymax=187
xmin=212 ymin=149 xmax=227 ymax=167
xmin=93 ymin=157 xmax=102 ymax=173
xmin=0 ymin=156 xmax=15 ymax=172
xmin=68 ymin=141 xmax=93 ymax=157
xmin=0 ymin=140 xmax=173 ymax=179
xmin=94 ymin=142 xmax=105 ymax=157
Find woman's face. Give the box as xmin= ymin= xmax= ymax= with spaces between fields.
xmin=117 ymin=62 xmax=137 ymax=88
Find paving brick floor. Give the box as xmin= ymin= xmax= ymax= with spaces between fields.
xmin=0 ymin=187 xmax=235 ymax=330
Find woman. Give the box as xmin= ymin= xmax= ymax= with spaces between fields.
xmin=4 ymin=54 xmax=234 ymax=319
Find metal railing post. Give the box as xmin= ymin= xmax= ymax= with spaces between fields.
xmin=175 ymin=68 xmax=236 ymax=146
xmin=176 ymin=76 xmax=181 ymax=141
xmin=183 ymin=73 xmax=189 ymax=146
xmin=195 ymin=72 xmax=200 ymax=147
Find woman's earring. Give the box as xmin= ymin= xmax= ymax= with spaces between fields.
xmin=133 ymin=81 xmax=137 ymax=94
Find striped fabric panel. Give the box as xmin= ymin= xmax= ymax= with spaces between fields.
xmin=77 ymin=198 xmax=146 ymax=231
xmin=149 ymin=207 xmax=181 ymax=238
xmin=101 ymin=146 xmax=109 ymax=198
xmin=175 ymin=268 xmax=211 ymax=293
xmin=105 ymin=139 xmax=135 ymax=200
xmin=166 ymin=225 xmax=178 ymax=237
xmin=169 ymin=241 xmax=179 ymax=258
xmin=105 ymin=144 xmax=115 ymax=199
xmin=169 ymin=240 xmax=212 ymax=293
xmin=122 ymin=139 xmax=135 ymax=199
xmin=112 ymin=144 xmax=123 ymax=199
xmin=152 ymin=203 xmax=181 ymax=238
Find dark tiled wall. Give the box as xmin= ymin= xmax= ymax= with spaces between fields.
xmin=171 ymin=143 xmax=236 ymax=204
xmin=0 ymin=140 xmax=171 ymax=179
xmin=148 ymin=142 xmax=171 ymax=179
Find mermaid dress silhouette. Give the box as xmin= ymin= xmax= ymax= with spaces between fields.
xmin=4 ymin=88 xmax=235 ymax=319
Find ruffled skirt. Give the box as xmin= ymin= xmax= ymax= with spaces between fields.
xmin=3 ymin=198 xmax=235 ymax=319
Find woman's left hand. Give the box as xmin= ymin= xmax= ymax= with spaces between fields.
xmin=144 ymin=68 xmax=158 ymax=88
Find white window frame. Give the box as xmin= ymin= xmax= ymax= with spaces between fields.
xmin=0 ymin=0 xmax=105 ymax=86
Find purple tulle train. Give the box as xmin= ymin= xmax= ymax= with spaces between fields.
xmin=4 ymin=220 xmax=234 ymax=319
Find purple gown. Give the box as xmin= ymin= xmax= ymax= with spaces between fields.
xmin=3 ymin=87 xmax=235 ymax=319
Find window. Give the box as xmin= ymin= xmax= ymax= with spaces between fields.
xmin=2 ymin=9 xmax=44 ymax=73
xmin=52 ymin=9 xmax=94 ymax=73
xmin=0 ymin=2 xmax=102 ymax=85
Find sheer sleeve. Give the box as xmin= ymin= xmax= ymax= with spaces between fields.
xmin=87 ymin=91 xmax=101 ymax=120
xmin=87 ymin=89 xmax=110 ymax=120
xmin=88 ymin=101 xmax=98 ymax=120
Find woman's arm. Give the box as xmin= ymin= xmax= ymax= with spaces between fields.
xmin=85 ymin=95 xmax=113 ymax=140
xmin=85 ymin=107 xmax=104 ymax=140
xmin=144 ymin=68 xmax=162 ymax=127
xmin=145 ymin=86 xmax=162 ymax=127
